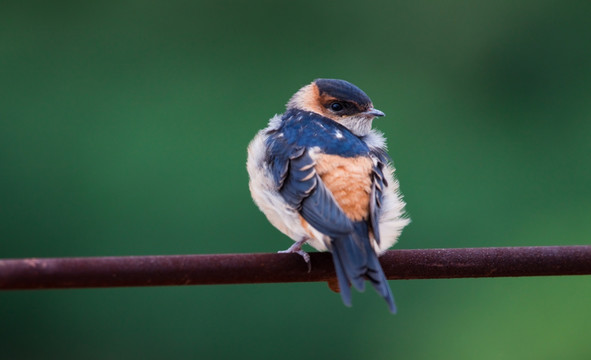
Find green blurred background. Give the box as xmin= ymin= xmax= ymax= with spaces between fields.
xmin=1 ymin=1 xmax=590 ymax=359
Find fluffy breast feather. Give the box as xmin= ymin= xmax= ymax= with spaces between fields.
xmin=364 ymin=130 xmax=410 ymax=254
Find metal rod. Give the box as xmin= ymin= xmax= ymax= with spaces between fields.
xmin=1 ymin=246 xmax=590 ymax=290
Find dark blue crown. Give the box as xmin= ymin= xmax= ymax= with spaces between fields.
xmin=314 ymin=79 xmax=372 ymax=106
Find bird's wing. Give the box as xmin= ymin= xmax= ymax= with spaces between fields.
xmin=369 ymin=149 xmax=390 ymax=246
xmin=268 ymin=145 xmax=354 ymax=237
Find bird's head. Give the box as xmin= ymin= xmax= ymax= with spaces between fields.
xmin=286 ymin=78 xmax=385 ymax=136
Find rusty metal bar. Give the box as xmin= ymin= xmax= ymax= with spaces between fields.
xmin=0 ymin=246 xmax=590 ymax=290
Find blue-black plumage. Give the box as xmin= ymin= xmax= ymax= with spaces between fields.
xmin=331 ymin=221 xmax=396 ymax=313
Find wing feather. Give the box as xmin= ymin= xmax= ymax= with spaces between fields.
xmin=267 ymin=144 xmax=354 ymax=237
xmin=369 ymin=152 xmax=388 ymax=245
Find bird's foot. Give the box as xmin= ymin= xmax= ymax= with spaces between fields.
xmin=278 ymin=239 xmax=311 ymax=272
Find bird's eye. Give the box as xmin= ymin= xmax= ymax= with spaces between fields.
xmin=330 ymin=102 xmax=344 ymax=112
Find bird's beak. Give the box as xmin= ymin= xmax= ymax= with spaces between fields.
xmin=364 ymin=108 xmax=385 ymax=117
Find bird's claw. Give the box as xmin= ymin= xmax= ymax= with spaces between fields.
xmin=278 ymin=241 xmax=312 ymax=272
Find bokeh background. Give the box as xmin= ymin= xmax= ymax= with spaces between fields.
xmin=1 ymin=1 xmax=591 ymax=359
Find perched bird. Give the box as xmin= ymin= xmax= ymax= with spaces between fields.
xmin=247 ymin=79 xmax=409 ymax=313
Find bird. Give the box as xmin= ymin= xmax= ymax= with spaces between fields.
xmin=247 ymin=78 xmax=409 ymax=313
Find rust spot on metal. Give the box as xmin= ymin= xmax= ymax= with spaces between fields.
xmin=327 ymin=278 xmax=340 ymax=293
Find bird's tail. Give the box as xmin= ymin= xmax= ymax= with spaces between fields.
xmin=330 ymin=221 xmax=396 ymax=313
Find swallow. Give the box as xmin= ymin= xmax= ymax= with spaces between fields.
xmin=247 ymin=79 xmax=409 ymax=313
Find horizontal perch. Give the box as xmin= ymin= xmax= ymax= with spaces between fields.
xmin=1 ymin=246 xmax=590 ymax=290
